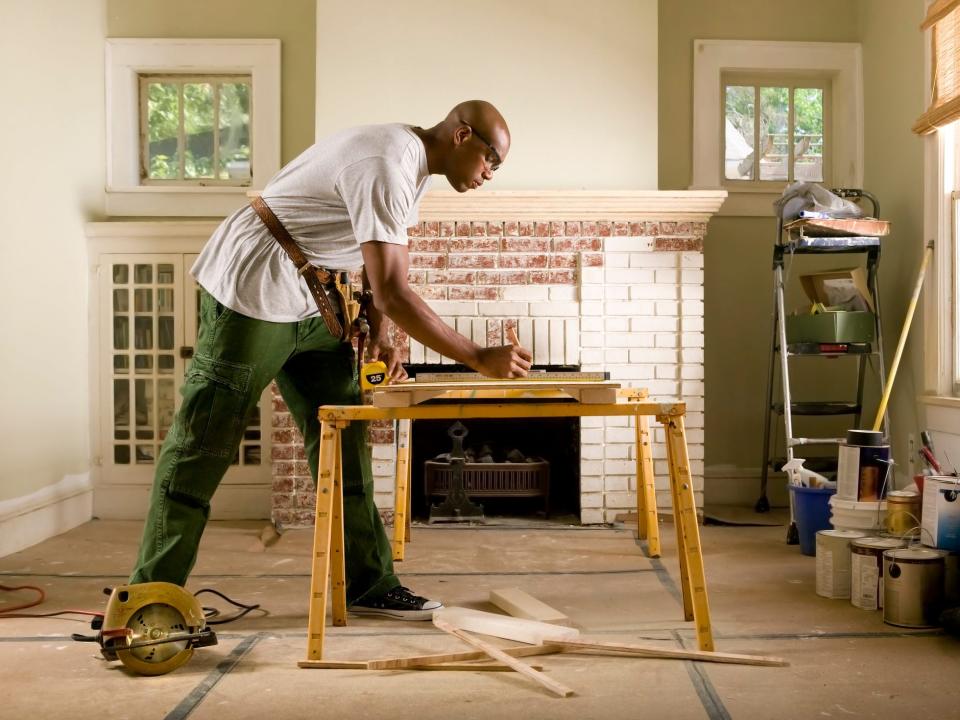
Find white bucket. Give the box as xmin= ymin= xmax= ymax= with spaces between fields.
xmin=850 ymin=536 xmax=908 ymax=610
xmin=829 ymin=495 xmax=887 ymax=532
xmin=816 ymin=529 xmax=867 ymax=599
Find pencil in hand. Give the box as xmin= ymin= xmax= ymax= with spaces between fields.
xmin=507 ymin=326 xmax=520 ymax=346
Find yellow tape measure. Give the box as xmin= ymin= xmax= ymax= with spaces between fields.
xmin=360 ymin=360 xmax=389 ymax=390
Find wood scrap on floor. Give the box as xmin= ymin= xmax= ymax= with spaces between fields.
xmin=433 ymin=606 xmax=579 ymax=645
xmin=489 ymin=587 xmax=571 ymax=626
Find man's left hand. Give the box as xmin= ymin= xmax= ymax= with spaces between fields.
xmin=368 ymin=341 xmax=408 ymax=382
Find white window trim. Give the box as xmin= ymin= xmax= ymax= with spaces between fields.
xmin=105 ymin=38 xmax=280 ymax=217
xmin=691 ymin=40 xmax=863 ymax=217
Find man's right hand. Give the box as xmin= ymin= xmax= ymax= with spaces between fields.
xmin=475 ymin=343 xmax=533 ymax=378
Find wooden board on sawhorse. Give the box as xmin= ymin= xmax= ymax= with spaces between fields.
xmin=299 ymin=396 xmax=714 ymax=669
xmin=371 ymin=379 xmax=621 ymax=407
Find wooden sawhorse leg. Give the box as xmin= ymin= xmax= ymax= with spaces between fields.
xmin=660 ymin=413 xmax=713 ymax=652
xmin=392 ymin=419 xmax=412 ymax=561
xmin=304 ymin=420 xmax=349 ymax=663
xmin=635 ymin=413 xmax=661 ymax=557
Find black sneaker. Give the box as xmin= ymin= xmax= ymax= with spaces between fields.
xmin=349 ymin=586 xmax=443 ymax=621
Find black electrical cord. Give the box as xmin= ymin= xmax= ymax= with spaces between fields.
xmin=193 ymin=588 xmax=262 ymax=625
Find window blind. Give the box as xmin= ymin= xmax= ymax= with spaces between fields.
xmin=914 ymin=0 xmax=960 ymax=134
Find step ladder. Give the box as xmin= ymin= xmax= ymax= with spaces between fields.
xmin=757 ymin=189 xmax=890 ymax=543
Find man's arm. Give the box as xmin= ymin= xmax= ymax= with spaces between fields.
xmin=360 ymin=241 xmax=531 ymax=378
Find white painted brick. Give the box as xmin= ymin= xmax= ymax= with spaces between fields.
xmin=681 ymin=252 xmax=704 ymax=268
xmin=604 ymin=285 xmax=629 ymax=300
xmin=681 ymin=365 xmax=704 ymax=380
xmin=681 ymin=285 xmax=704 ymax=300
xmin=606 ymin=300 xmax=656 ymax=316
xmin=682 ymin=348 xmax=704 ymax=363
xmin=686 ymin=429 xmax=705 ymax=444
xmin=529 ymin=302 xmax=580 ymax=317
xmin=655 ymin=333 xmax=677 ymax=348
xmin=681 ymin=269 xmax=703 ymax=284
xmin=621 ymin=267 xmax=655 ymax=284
xmin=684 ymin=397 xmax=704 ymax=412
xmin=580 ymin=493 xmax=603 ymax=508
xmin=629 ymin=253 xmax=679 ymax=268
xmin=426 ymin=346 xmax=442 ymax=363
xmin=470 ymin=318 xmax=486 ymax=345
xmin=517 ymin=317 xmax=534 ymax=349
xmin=580 ymin=508 xmax=604 ymax=524
xmin=581 ymin=417 xmax=604 ymax=428
xmin=502 ymin=286 xmax=549 ymax=302
xmin=604 ymin=348 xmax=629 ymax=364
xmin=581 ymin=444 xmax=604 ymax=460
xmin=550 ymin=286 xmax=578 ymax=301
xmin=372 ymin=445 xmax=396 ymax=460
xmin=654 ymin=460 xmax=670 ymax=477
xmin=605 ymin=332 xmax=650 ymax=348
xmin=373 ymin=476 xmax=394 ymax=494
xmin=581 ymin=429 xmax=604 ymax=444
xmin=687 ymin=411 xmax=705 ymax=427
xmin=604 ymin=492 xmax=635 ymax=508
xmin=629 ymin=284 xmax=678 ymax=301
xmin=605 ymin=237 xmax=649 ymax=252
xmin=478 ymin=301 xmax=529 ymax=316
xmin=430 ymin=301 xmax=478 ymax=315
xmin=372 ymin=460 xmax=394 ymax=476
xmin=580 ymin=348 xmax=603 ymax=364
xmin=638 ymin=348 xmax=678 ymax=363
xmin=606 ymin=416 xmax=630 ymax=427
xmin=625 ymin=356 xmax=657 ymax=374
xmin=631 ymin=316 xmax=678 ymax=332
xmin=643 ymin=379 xmax=680 ymax=395
xmin=655 ymin=365 xmax=678 ymax=379
xmin=683 ymin=317 xmax=704 ymax=332
xmin=580 ymin=331 xmax=604 ymax=348
xmin=606 ymin=267 xmax=660 ymax=285
xmin=580 ymin=284 xmax=603 ymax=300
xmin=580 ymin=460 xmax=604 ymax=476
xmin=604 ymin=475 xmax=630 ymax=492
xmin=409 ymin=338 xmax=426 ymax=364
xmin=550 ymin=319 xmax=566 ymax=364
xmin=682 ymin=380 xmax=705 ymax=396
xmin=605 ymin=428 xmax=635 ymax=444
xmin=605 ymin=317 xmax=629 ymax=332
xmin=688 ymin=444 xmax=704 ymax=460
xmin=564 ymin=320 xmax=580 ymax=364
xmin=581 ymin=301 xmax=603 ymax=316
xmin=605 ymin=443 xmax=632 ymax=459
xmin=690 ymin=460 xmax=705 ymax=475
xmin=681 ymin=332 xmax=705 ymax=348
xmin=580 ymin=476 xmax=602 ymax=492
xmin=533 ymin=318 xmax=550 ymax=364
xmin=605 ymin=252 xmax=630 ymax=268
xmin=655 ymin=301 xmax=679 ymax=316
xmin=655 ymin=268 xmax=678 ymax=284
xmin=681 ymin=300 xmax=704 ymax=316
xmin=581 ymin=268 xmax=604 ymax=284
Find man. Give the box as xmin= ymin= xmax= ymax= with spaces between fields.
xmin=128 ymin=100 xmax=532 ymax=620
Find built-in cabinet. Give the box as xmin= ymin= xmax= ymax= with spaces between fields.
xmin=87 ymin=222 xmax=271 ymax=519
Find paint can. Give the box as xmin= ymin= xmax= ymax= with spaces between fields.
xmin=837 ymin=429 xmax=890 ymax=502
xmin=921 ymin=476 xmax=960 ymax=551
xmin=816 ymin=529 xmax=867 ymax=599
xmin=885 ymin=490 xmax=921 ymax=537
xmin=850 ymin=536 xmax=908 ymax=610
xmin=882 ymin=547 xmax=947 ymax=628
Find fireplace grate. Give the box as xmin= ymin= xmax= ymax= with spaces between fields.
xmin=424 ymin=460 xmax=550 ymax=516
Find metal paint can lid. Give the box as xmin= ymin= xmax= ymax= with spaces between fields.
xmin=884 ymin=547 xmax=948 ymax=563
xmin=852 ymin=537 xmax=908 ymax=551
xmin=846 ymin=429 xmax=886 ymax=447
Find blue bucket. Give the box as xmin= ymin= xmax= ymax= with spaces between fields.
xmin=790 ymin=485 xmax=836 ymax=556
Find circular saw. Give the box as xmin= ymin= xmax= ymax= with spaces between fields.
xmin=98 ymin=582 xmax=218 ymax=675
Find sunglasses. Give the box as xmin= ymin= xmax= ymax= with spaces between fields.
xmin=467 ymin=125 xmax=502 ymax=171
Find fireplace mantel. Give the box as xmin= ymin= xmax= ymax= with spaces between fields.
xmin=419 ymin=190 xmax=727 ymax=222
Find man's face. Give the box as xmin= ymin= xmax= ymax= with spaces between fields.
xmin=447 ymin=125 xmax=507 ymax=193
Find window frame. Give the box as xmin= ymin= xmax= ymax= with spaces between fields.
xmin=106 ymin=38 xmax=280 ymax=217
xmin=692 ymin=40 xmax=863 ymax=217
xmin=721 ymin=72 xmax=832 ymax=190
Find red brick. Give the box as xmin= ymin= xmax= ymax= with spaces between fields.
xmin=487 ymin=319 xmax=502 ymax=346
xmin=449 ymin=286 xmax=499 ymax=300
xmin=407 ymin=270 xmax=427 ymax=284
xmin=660 ymin=221 xmax=677 ymax=235
xmin=550 ymin=254 xmax=578 ymax=268
xmin=549 ymin=269 xmax=577 ymax=284
xmin=501 ymin=238 xmax=549 ymax=253
xmin=645 ymin=221 xmax=661 ymax=236
xmin=272 ymin=493 xmax=294 ymax=509
xmin=273 ymin=460 xmax=296 ymax=476
xmin=500 ymin=254 xmax=548 ymax=269
xmin=425 ymin=270 xmax=448 ymax=284
xmin=273 ymin=412 xmax=295 ymax=429
xmin=503 ymin=221 xmax=519 ymax=236
xmin=597 ymin=222 xmax=613 ymax=237
xmin=272 ymin=445 xmax=296 ymax=460
xmin=295 ymin=476 xmax=316 ymax=493
xmin=295 ymin=460 xmax=311 ymax=476
xmin=534 ymin=222 xmax=551 ymax=237
xmin=582 ymin=253 xmax=604 ymax=266
xmin=496 ymin=270 xmax=526 ymax=285
xmin=409 ymin=238 xmax=448 ymax=252
xmin=630 ymin=222 xmax=644 ymax=235
xmin=413 ymin=285 xmax=446 ymax=300
xmin=448 ymin=254 xmax=496 ymax=269
xmin=504 ymin=318 xmax=519 ymax=337
xmin=654 ymin=237 xmax=703 ymax=252
xmin=449 ymin=238 xmax=499 ymax=253
xmin=272 ymin=395 xmax=289 ymax=412
xmin=676 ymin=222 xmax=692 ymax=235
xmin=407 ymin=223 xmax=422 ymax=237
xmin=554 ymin=237 xmax=602 ymax=252
xmin=613 ymin=221 xmax=630 ymax=236
xmin=272 ymin=509 xmax=295 ymax=525
xmin=550 ymin=221 xmax=565 ymax=236
xmin=455 ymin=221 xmax=471 ymax=237
xmin=486 ymin=222 xmax=503 ymax=236
xmin=273 ymin=477 xmax=295 ymax=493
xmin=446 ymin=270 xmax=477 ymax=284
xmin=272 ymin=428 xmax=297 ymax=444
xmin=582 ymin=221 xmax=598 ymax=236
xmin=440 ymin=221 xmax=455 ymax=237
xmin=471 ymin=222 xmax=487 ymax=236
xmin=518 ymin=221 xmax=534 ymax=236
xmin=423 ymin=221 xmax=440 ymax=237
xmin=410 ymin=254 xmax=446 ymax=269
xmin=565 ymin=221 xmax=582 ymax=236
xmin=295 ymin=491 xmax=318 ymax=509
xmin=370 ymin=428 xmax=395 ymax=444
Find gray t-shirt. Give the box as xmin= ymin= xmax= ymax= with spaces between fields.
xmin=192 ymin=123 xmax=431 ymax=321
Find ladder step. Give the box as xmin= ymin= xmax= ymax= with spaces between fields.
xmin=783 ymin=343 xmax=876 ymax=356
xmin=772 ymin=402 xmax=861 ymax=416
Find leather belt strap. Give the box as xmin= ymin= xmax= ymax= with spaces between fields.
xmin=250 ymin=196 xmax=345 ymax=341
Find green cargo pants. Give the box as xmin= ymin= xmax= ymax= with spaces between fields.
xmin=130 ymin=288 xmax=399 ymax=605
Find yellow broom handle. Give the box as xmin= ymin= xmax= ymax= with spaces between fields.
xmin=872 ymin=241 xmax=935 ymax=431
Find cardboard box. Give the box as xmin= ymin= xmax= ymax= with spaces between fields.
xmin=786 ymin=311 xmax=875 ymax=343
xmin=800 ymin=267 xmax=875 ymax=313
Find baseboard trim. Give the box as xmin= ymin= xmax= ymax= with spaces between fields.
xmin=93 ymin=484 xmax=271 ymax=520
xmin=0 ymin=474 xmax=93 ymax=558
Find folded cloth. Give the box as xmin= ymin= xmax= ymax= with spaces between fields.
xmin=773 ymin=181 xmax=865 ymax=221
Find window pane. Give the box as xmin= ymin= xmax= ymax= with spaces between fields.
xmin=794 ymin=88 xmax=824 ymax=182
xmin=219 ymin=82 xmax=251 ymax=180
xmin=184 ymin=83 xmax=215 ymax=179
xmin=725 ymin=86 xmax=755 ymax=180
xmin=760 ymin=87 xmax=789 ymax=181
xmin=147 ymin=82 xmax=180 ymax=179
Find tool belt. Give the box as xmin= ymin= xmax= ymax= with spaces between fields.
xmin=250 ymin=196 xmax=360 ymax=342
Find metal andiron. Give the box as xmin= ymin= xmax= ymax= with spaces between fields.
xmin=429 ymin=421 xmax=484 ymax=523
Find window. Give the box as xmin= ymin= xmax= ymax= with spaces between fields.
xmin=722 ymin=74 xmax=830 ymax=186
xmin=141 ymin=75 xmax=252 ymax=185
xmin=692 ymin=40 xmax=862 ymax=217
xmin=106 ymin=39 xmax=280 ymax=216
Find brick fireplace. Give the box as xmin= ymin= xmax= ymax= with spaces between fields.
xmin=270 ymin=190 xmax=725 ymax=527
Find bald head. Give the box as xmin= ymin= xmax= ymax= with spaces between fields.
xmin=443 ymin=100 xmax=510 ymax=159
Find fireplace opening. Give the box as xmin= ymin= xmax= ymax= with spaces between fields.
xmin=405 ymin=364 xmax=581 ymax=522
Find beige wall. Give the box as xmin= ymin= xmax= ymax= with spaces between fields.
xmin=659 ymin=0 xmax=925 ymax=504
xmin=0 ymin=0 xmax=105 ymax=502
xmin=107 ymin=0 xmax=317 ymax=164
xmin=315 ymin=0 xmax=659 ymax=190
